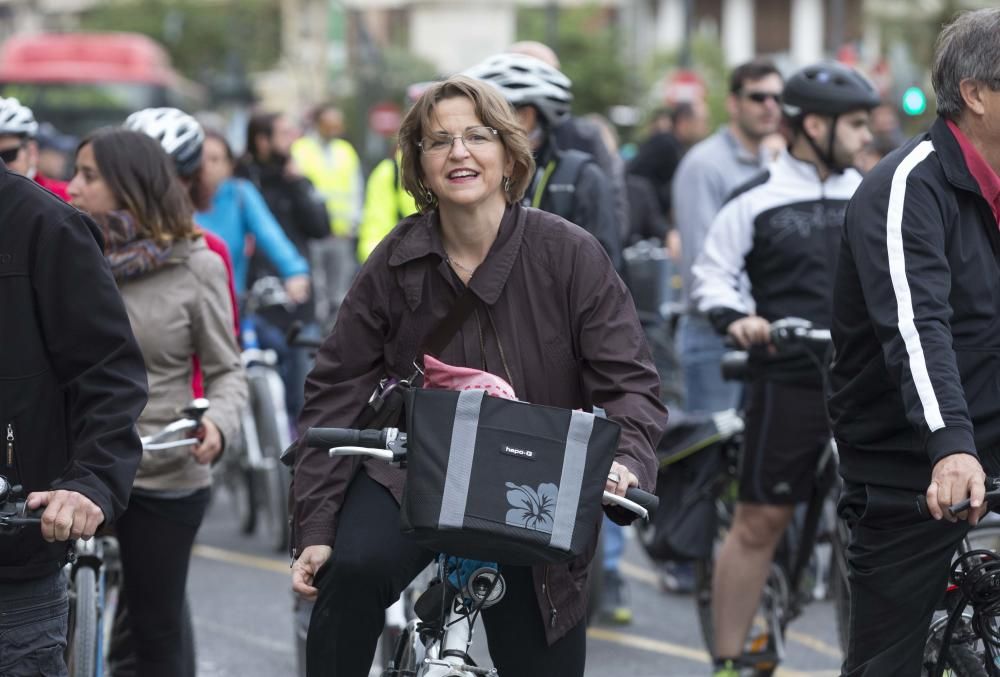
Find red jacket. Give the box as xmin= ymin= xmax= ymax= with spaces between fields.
xmin=34 ymin=174 xmax=70 ymax=201
xmin=192 ymin=229 xmax=240 ymax=398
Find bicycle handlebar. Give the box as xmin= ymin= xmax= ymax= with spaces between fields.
xmin=140 ymin=399 xmax=211 ymax=451
xmin=915 ymin=477 xmax=1000 ymax=518
xmin=303 ymin=426 xmax=660 ymax=519
xmin=0 ymin=475 xmax=42 ymax=531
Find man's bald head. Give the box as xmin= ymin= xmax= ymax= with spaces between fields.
xmin=507 ymin=41 xmax=560 ymax=69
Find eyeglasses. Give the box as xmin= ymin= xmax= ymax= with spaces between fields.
xmin=418 ymin=126 xmax=499 ymax=156
xmin=0 ymin=142 xmax=25 ymax=164
xmin=743 ymin=91 xmax=783 ymax=105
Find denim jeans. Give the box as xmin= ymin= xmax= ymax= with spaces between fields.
xmin=601 ymin=516 xmax=625 ymax=572
xmin=254 ymin=315 xmax=319 ymax=421
xmin=677 ymin=314 xmax=742 ymax=414
xmin=0 ymin=570 xmax=69 ymax=677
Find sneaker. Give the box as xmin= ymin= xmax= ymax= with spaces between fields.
xmin=711 ymin=659 xmax=741 ymax=677
xmin=660 ymin=560 xmax=695 ymax=594
xmin=601 ymin=569 xmax=633 ymax=625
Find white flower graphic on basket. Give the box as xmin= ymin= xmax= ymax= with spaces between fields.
xmin=505 ymin=482 xmax=557 ymax=534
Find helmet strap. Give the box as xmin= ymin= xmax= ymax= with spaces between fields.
xmin=799 ymin=113 xmax=844 ymax=175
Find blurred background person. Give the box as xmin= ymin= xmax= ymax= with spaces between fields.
xmin=237 ymin=112 xmax=329 ymax=420
xmin=356 ymin=83 xmax=428 ymax=264
xmin=35 ymin=122 xmax=76 ymax=181
xmin=467 ymin=52 xmax=623 ymax=273
xmin=664 ymin=59 xmax=783 ymax=595
xmin=508 ymin=40 xmax=630 ymax=245
xmin=291 ymin=102 xmax=364 ymax=329
xmin=196 ymin=129 xmax=311 ymax=303
xmin=0 ymin=96 xmax=70 ymax=199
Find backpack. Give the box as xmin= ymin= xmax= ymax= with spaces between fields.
xmin=531 ymin=149 xmax=592 ymax=220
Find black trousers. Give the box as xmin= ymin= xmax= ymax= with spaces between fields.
xmin=305 ymin=471 xmax=587 ymax=677
xmin=839 ymin=481 xmax=972 ymax=676
xmin=112 ymin=490 xmax=210 ymax=677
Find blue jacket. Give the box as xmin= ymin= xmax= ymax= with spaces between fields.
xmin=197 ymin=178 xmax=309 ymax=293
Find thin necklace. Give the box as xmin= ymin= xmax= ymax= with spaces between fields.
xmin=445 ymin=254 xmax=477 ymax=276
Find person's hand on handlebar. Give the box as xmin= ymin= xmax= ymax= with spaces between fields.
xmin=284 ymin=275 xmax=311 ymax=305
xmin=26 ymin=489 xmax=104 ymax=542
xmin=604 ymin=460 xmax=638 ymax=501
xmin=292 ymin=544 xmax=333 ymax=600
xmin=191 ymin=417 xmax=224 ymax=465
xmin=927 ymin=453 xmax=988 ymax=524
xmin=727 ymin=316 xmax=772 ymax=349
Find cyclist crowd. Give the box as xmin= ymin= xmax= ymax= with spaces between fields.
xmin=0 ymin=6 xmax=999 ymax=677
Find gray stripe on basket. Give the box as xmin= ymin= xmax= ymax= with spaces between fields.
xmin=438 ymin=389 xmax=485 ymax=530
xmin=550 ymin=410 xmax=594 ymax=550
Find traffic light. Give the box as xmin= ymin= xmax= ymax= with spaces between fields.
xmin=901 ymin=86 xmax=927 ymax=116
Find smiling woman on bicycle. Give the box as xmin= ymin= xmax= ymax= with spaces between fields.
xmin=67 ymin=128 xmax=247 ymax=677
xmin=289 ymin=75 xmax=664 ymax=677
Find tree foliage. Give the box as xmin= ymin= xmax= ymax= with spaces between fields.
xmin=516 ymin=5 xmax=630 ymax=116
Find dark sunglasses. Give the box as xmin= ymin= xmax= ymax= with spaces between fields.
xmin=0 ymin=143 xmax=24 ymax=164
xmin=744 ymin=91 xmax=783 ymax=104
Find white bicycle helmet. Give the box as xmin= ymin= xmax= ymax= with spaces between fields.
xmin=0 ymin=97 xmax=39 ymax=138
xmin=465 ymin=53 xmax=572 ymax=126
xmin=124 ymin=107 xmax=204 ymax=177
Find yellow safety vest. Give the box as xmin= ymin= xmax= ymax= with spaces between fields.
xmin=357 ymin=153 xmax=417 ymax=263
xmin=291 ymin=136 xmax=362 ymax=237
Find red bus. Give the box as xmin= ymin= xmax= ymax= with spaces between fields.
xmin=0 ymin=32 xmax=204 ymax=138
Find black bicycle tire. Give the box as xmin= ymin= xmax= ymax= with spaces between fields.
xmin=249 ymin=372 xmax=290 ymax=552
xmin=694 ymin=556 xmax=715 ymax=653
xmin=69 ymin=566 xmax=99 ymax=677
xmin=940 ymin=643 xmax=989 ymax=677
xmin=830 ymin=520 xmax=851 ymax=655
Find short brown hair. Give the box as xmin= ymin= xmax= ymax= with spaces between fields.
xmin=729 ymin=58 xmax=782 ymax=94
xmin=81 ymin=128 xmax=197 ymax=244
xmin=398 ymin=75 xmax=535 ymax=213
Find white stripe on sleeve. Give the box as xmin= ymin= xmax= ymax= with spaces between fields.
xmin=886 ymin=140 xmax=943 ymax=431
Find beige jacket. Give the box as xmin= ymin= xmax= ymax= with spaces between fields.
xmin=119 ymin=237 xmax=246 ymax=491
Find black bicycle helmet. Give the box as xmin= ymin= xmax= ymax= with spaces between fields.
xmin=782 ymin=62 xmax=880 ymax=173
xmin=124 ymin=107 xmax=205 ymax=178
xmin=782 ymin=62 xmax=880 ymax=118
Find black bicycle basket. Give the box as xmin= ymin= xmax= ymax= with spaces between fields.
xmin=400 ymin=388 xmax=620 ymax=566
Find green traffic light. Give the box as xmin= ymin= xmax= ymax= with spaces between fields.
xmin=902 ymin=86 xmax=927 ymax=116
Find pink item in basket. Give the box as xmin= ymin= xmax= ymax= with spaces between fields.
xmin=422 ymin=354 xmax=517 ymax=401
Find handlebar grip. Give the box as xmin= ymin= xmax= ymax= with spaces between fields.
xmin=303 ymin=427 xmax=388 ymax=450
xmin=303 ymin=427 xmax=361 ymax=448
xmin=624 ymin=488 xmax=659 ymax=514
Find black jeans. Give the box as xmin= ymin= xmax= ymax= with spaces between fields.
xmin=0 ymin=570 xmax=68 ymax=677
xmin=306 ymin=471 xmax=587 ymax=677
xmin=112 ymin=489 xmax=210 ymax=677
xmin=839 ymin=481 xmax=971 ymax=676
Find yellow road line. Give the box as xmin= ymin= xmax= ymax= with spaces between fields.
xmin=192 ymin=543 xmax=290 ymax=575
xmin=586 ymin=627 xmax=709 ymax=664
xmin=618 ymin=560 xmax=843 ymax=663
xmin=786 ymin=630 xmax=843 ymax=660
xmin=586 ymin=628 xmax=835 ymax=676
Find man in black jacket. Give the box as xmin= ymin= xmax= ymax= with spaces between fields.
xmin=830 ymin=8 xmax=1000 ymax=675
xmin=238 ymin=112 xmax=329 ymax=419
xmin=0 ymin=160 xmax=148 ymax=674
xmin=466 ymin=53 xmax=624 ymax=274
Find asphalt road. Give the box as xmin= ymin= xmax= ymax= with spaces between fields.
xmin=188 ymin=491 xmax=844 ymax=676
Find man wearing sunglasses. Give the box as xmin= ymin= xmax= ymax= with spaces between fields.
xmin=0 ymin=98 xmax=70 ymax=201
xmin=692 ymin=62 xmax=879 ymax=677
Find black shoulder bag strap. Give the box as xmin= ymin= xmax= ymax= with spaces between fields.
xmin=356 ymin=286 xmax=478 ymax=430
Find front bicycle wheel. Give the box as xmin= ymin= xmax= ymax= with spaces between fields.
xmin=67 ymin=566 xmax=98 ymax=677
xmin=248 ymin=369 xmax=291 ymax=552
